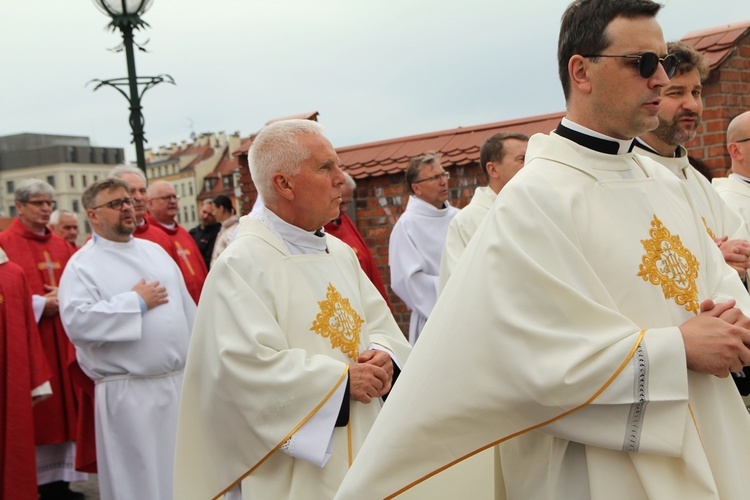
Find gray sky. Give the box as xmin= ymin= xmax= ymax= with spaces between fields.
xmin=1 ymin=0 xmax=746 ymax=163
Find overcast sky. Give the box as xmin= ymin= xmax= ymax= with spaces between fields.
xmin=1 ymin=0 xmax=747 ymax=163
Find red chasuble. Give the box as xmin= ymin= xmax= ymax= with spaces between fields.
xmin=325 ymin=213 xmax=391 ymax=306
xmin=134 ymin=217 xmax=179 ymax=260
xmin=0 ymin=218 xmax=78 ymax=446
xmin=0 ymin=260 xmax=52 ymax=499
xmin=145 ymin=214 xmax=207 ymax=303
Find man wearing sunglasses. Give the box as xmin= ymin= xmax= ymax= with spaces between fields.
xmin=58 ymin=178 xmax=195 ymax=500
xmin=336 ymin=1 xmax=750 ymax=499
xmin=0 ymin=178 xmax=86 ymax=500
xmin=388 ymin=152 xmax=459 ymax=345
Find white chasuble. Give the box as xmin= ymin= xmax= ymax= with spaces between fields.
xmin=58 ymin=236 xmax=195 ymax=500
xmin=389 ymin=196 xmax=458 ymax=344
xmin=174 ymin=216 xmax=410 ymax=500
xmin=335 ymin=132 xmax=750 ymax=500
xmin=439 ymin=185 xmax=497 ymax=292
xmin=714 ymin=174 xmax=750 ymax=229
xmin=636 ymin=145 xmax=749 ymax=242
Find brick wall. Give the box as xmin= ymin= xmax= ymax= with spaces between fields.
xmin=352 ymin=163 xmax=484 ymax=335
xmin=686 ymin=37 xmax=750 ymax=177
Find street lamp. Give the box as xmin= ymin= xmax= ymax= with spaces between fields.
xmin=90 ymin=0 xmax=174 ymax=172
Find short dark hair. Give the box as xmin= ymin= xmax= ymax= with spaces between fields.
xmin=212 ymin=194 xmax=235 ymax=214
xmin=558 ymin=0 xmax=663 ymax=100
xmin=479 ymin=132 xmax=529 ymax=178
xmin=404 ymin=152 xmax=441 ymax=194
xmin=668 ymin=41 xmax=709 ymax=81
xmin=82 ymin=178 xmax=130 ymax=210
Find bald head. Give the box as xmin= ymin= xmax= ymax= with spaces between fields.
xmin=727 ymin=111 xmax=750 ymax=177
xmin=147 ymin=180 xmax=179 ymax=225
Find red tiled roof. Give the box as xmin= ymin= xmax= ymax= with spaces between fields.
xmin=234 ymin=135 xmax=256 ymax=157
xmin=681 ymin=20 xmax=750 ymax=70
xmin=337 ymin=112 xmax=565 ymax=179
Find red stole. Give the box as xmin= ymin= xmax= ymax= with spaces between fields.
xmin=0 ymin=218 xmax=78 ymax=445
xmin=0 ymin=261 xmax=52 ymax=498
xmin=325 ymin=214 xmax=391 ymax=306
xmin=145 ymin=214 xmax=207 ymax=303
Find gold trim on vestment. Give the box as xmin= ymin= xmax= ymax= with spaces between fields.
xmin=213 ymin=364 xmax=350 ymax=500
xmin=347 ymin=419 xmax=354 ymax=467
xmin=701 ymin=217 xmax=716 ymax=240
xmin=386 ymin=329 xmax=648 ymax=499
xmin=310 ymin=283 xmax=363 ymax=360
xmin=638 ymin=215 xmax=699 ymax=313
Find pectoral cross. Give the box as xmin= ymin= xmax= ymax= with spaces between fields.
xmin=174 ymin=242 xmax=195 ymax=276
xmin=37 ymin=251 xmax=61 ymax=287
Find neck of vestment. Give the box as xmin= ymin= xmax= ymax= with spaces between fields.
xmin=8 ymin=217 xmax=53 ymax=242
xmin=633 ymin=142 xmax=690 ymax=179
xmin=255 ymin=208 xmax=328 ymax=255
xmin=406 ymin=195 xmax=455 ymax=217
xmin=558 ymin=118 xmax=635 ymax=155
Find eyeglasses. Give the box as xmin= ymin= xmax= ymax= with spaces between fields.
xmin=23 ymin=199 xmax=57 ymax=209
xmin=413 ymin=172 xmax=450 ymax=184
xmin=735 ymin=138 xmax=750 ymax=144
xmin=91 ymin=197 xmax=134 ymax=211
xmin=581 ymin=52 xmax=679 ymax=79
xmin=151 ymin=194 xmax=180 ymax=202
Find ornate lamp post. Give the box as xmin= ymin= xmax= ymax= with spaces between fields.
xmin=90 ymin=0 xmax=174 ymax=172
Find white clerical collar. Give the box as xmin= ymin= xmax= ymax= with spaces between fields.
xmin=262 ymin=208 xmax=328 ymax=255
xmin=559 ymin=118 xmax=635 ymax=155
xmin=158 ymin=221 xmax=177 ymax=230
xmin=729 ymin=172 xmax=750 ymax=183
xmin=633 ymin=138 xmax=682 ymax=158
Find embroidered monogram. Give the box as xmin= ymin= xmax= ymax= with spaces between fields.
xmin=638 ymin=215 xmax=699 ymax=313
xmin=310 ymin=283 xmax=362 ymax=360
xmin=701 ymin=217 xmax=716 ymax=240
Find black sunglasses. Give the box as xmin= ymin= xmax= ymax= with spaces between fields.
xmin=581 ymin=52 xmax=679 ymax=79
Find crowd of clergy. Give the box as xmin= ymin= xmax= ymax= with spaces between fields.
xmin=5 ymin=0 xmax=750 ymax=499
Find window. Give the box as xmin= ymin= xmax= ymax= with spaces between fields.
xmin=6 ymin=180 xmax=14 ymax=194
xmin=72 ymin=200 xmax=80 ymax=213
xmin=82 ymin=175 xmax=88 ymax=187
xmin=191 ymin=205 xmax=196 ymax=223
xmin=69 ymin=175 xmax=75 ymax=188
xmin=189 ymin=183 xmax=193 ymax=195
xmin=47 ymin=175 xmax=56 ymax=187
xmin=9 ymin=206 xmax=16 ymax=216
xmin=223 ymin=176 xmax=232 ymax=189
xmin=183 ymin=206 xmax=188 ymax=223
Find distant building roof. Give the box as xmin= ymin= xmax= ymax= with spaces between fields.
xmin=681 ymin=20 xmax=750 ymax=71
xmin=337 ymin=112 xmax=564 ymax=179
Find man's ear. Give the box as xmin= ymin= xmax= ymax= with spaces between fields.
xmin=272 ymin=172 xmax=295 ymax=201
xmin=485 ymin=161 xmax=500 ymax=180
xmin=569 ymin=55 xmax=593 ymax=95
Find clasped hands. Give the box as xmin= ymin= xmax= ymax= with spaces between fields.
xmin=349 ymin=350 xmax=394 ymax=404
xmin=681 ymin=299 xmax=750 ymax=377
xmin=716 ymin=237 xmax=750 ymax=279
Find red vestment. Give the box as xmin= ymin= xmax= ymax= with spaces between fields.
xmin=134 ymin=218 xmax=178 ymax=260
xmin=145 ymin=214 xmax=207 ymax=303
xmin=0 ymin=259 xmax=52 ymax=499
xmin=325 ymin=213 xmax=391 ymax=306
xmin=0 ymin=218 xmax=78 ymax=446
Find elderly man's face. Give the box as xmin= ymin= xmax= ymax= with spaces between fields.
xmin=16 ymin=194 xmax=55 ymax=232
xmin=411 ymin=161 xmax=449 ymax=209
xmin=289 ymin=133 xmax=345 ymax=230
xmin=148 ymin=183 xmax=179 ymax=224
xmin=200 ymin=203 xmax=216 ymax=226
xmin=53 ymin=213 xmax=79 ymax=245
xmin=586 ymin=16 xmax=670 ymax=140
xmin=119 ymin=172 xmax=149 ymax=223
xmin=651 ymin=68 xmax=703 ymax=146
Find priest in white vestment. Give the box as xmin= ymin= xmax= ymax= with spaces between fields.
xmin=174 ymin=119 xmax=411 ymax=500
xmin=714 ymin=111 xmax=750 ymax=230
xmin=58 ymin=178 xmax=195 ymax=500
xmin=336 ymin=3 xmax=750 ymax=499
xmin=389 ymin=153 xmax=458 ymax=344
xmin=439 ymin=132 xmax=528 ymax=292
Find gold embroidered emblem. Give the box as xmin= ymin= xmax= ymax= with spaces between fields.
xmin=310 ymin=283 xmax=362 ymax=360
xmin=701 ymin=217 xmax=716 ymax=240
xmin=638 ymin=215 xmax=699 ymax=313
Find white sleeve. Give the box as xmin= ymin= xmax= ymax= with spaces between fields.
xmin=32 ymin=294 xmax=45 ymax=323
xmin=280 ymin=380 xmax=347 ymax=467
